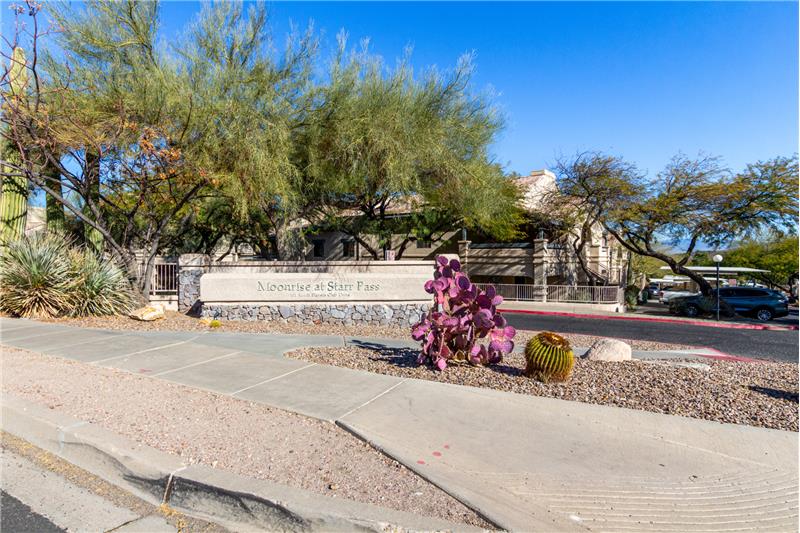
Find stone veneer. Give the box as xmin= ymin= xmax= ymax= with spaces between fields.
xmin=200 ymin=303 xmax=429 ymax=326
xmin=178 ymin=267 xmax=204 ymax=313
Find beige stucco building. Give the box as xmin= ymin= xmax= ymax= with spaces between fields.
xmin=294 ymin=169 xmax=629 ymax=288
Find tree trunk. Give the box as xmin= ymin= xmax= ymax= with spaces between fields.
xmin=43 ymin=158 xmax=65 ymax=233
xmin=83 ymin=150 xmax=104 ymax=253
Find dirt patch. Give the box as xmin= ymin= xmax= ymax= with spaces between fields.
xmin=0 ymin=347 xmax=492 ymax=529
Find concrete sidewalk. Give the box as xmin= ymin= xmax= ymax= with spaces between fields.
xmin=2 ymin=318 xmax=797 ymax=532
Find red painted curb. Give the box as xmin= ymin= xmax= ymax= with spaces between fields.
xmin=503 ymin=308 xmax=799 ymax=331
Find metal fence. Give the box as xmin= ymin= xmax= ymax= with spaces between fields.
xmin=475 ymin=283 xmax=622 ymax=304
xmin=137 ymin=262 xmax=179 ymax=295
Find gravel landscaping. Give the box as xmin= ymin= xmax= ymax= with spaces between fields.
xmin=0 ymin=347 xmax=491 ymax=529
xmin=287 ymin=345 xmax=799 ymax=431
xmin=38 ymin=312 xmax=693 ymax=351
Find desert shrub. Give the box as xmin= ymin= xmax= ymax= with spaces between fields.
xmin=0 ymin=232 xmax=74 ymax=318
xmin=524 ymin=331 xmax=574 ymax=383
xmin=411 ymin=256 xmax=516 ymax=370
xmin=624 ymin=284 xmax=640 ymax=308
xmin=67 ymin=248 xmax=135 ymax=317
xmin=0 ymin=232 xmax=134 ymax=318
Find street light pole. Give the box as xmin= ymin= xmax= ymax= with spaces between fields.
xmin=713 ymin=254 xmax=723 ymax=321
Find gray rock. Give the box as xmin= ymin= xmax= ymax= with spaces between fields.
xmin=584 ymin=338 xmax=632 ymax=362
xmin=279 ymin=305 xmax=295 ymax=318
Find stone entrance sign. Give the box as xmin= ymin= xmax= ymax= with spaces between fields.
xmin=200 ymin=272 xmax=431 ymax=303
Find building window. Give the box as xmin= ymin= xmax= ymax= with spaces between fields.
xmin=312 ymin=239 xmax=325 ymax=258
xmin=416 ymin=239 xmax=432 ymax=249
xmin=342 ymin=240 xmax=355 ymax=257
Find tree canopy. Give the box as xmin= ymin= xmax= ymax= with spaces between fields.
xmin=552 ymin=152 xmax=798 ymax=294
xmin=1 ymin=0 xmax=522 ymax=297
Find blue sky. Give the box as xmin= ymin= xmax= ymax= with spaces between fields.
xmin=156 ymin=1 xmax=799 ymax=178
xmin=4 ymin=1 xmax=798 ymax=178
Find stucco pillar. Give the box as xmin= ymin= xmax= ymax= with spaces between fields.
xmin=532 ymin=239 xmax=549 ymax=302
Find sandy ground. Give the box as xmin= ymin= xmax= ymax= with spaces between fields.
xmin=0 ymin=346 xmax=491 ymax=529
xmin=287 ymin=345 xmax=799 ymax=431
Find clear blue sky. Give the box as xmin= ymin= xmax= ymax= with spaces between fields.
xmin=6 ymin=1 xmax=799 ymax=177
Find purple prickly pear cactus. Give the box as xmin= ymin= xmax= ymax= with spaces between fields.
xmin=411 ymin=255 xmax=516 ymax=370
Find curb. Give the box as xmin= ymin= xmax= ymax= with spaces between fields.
xmin=504 ymin=308 xmax=799 ymax=331
xmin=1 ymin=394 xmax=486 ymax=533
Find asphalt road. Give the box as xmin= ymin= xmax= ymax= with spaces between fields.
xmin=1 ymin=491 xmax=65 ymax=533
xmin=505 ymin=312 xmax=799 ymax=362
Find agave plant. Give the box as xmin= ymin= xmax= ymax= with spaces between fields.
xmin=68 ymin=248 xmax=135 ymax=317
xmin=0 ymin=232 xmax=74 ymax=318
xmin=411 ymin=256 xmax=516 ymax=370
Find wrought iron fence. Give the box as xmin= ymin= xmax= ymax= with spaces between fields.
xmin=475 ymin=283 xmax=622 ymax=304
xmin=137 ymin=262 xmax=178 ymax=295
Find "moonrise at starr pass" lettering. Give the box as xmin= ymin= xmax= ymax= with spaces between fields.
xmin=256 ymin=280 xmax=381 ymax=293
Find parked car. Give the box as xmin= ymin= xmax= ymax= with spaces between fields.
xmin=647 ymin=283 xmax=661 ymax=299
xmin=659 ymin=288 xmax=698 ymax=304
xmin=670 ymin=287 xmax=789 ymax=321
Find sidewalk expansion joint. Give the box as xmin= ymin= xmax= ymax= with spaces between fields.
xmin=152 ymin=351 xmax=242 ymax=377
xmin=338 ymin=379 xmax=408 ymax=420
xmin=230 ymin=363 xmax=317 ymax=396
xmin=92 ymin=335 xmax=203 ymax=364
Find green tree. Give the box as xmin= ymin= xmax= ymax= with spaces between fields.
xmin=558 ymin=152 xmax=798 ymax=295
xmin=302 ymin=40 xmax=522 ymax=259
xmin=1 ymin=1 xmax=313 ymax=297
xmin=724 ymin=234 xmax=799 ymax=291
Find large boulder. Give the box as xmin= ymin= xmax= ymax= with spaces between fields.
xmin=129 ymin=303 xmax=165 ymax=321
xmin=584 ymin=338 xmax=632 ymax=362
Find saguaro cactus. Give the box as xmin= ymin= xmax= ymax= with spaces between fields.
xmin=1 ymin=47 xmax=29 ymax=245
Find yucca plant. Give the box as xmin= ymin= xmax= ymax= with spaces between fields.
xmin=524 ymin=332 xmax=575 ymax=383
xmin=0 ymin=232 xmax=74 ymax=318
xmin=67 ymin=248 xmax=134 ymax=317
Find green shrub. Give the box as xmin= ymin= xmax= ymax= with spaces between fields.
xmin=0 ymin=232 xmax=134 ymax=318
xmin=67 ymin=248 xmax=135 ymax=317
xmin=209 ymin=319 xmax=222 ymax=328
xmin=624 ymin=285 xmax=640 ymax=308
xmin=0 ymin=232 xmax=73 ymax=318
xmin=523 ymin=332 xmax=575 ymax=383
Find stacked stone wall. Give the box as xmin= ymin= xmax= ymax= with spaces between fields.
xmin=200 ymin=303 xmax=428 ymax=326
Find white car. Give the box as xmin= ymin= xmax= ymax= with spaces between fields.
xmin=659 ymin=289 xmax=698 ymax=304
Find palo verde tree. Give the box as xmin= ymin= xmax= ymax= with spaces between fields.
xmin=559 ymin=152 xmax=798 ymax=295
xmin=301 ymin=39 xmax=522 ymax=259
xmin=0 ymin=1 xmax=314 ymax=299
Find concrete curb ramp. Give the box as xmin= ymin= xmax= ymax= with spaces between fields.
xmin=1 ymin=395 xmax=486 ymax=533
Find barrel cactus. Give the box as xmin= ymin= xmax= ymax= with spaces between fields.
xmin=524 ymin=332 xmax=574 ymax=383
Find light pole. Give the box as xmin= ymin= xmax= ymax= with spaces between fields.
xmin=713 ymin=254 xmax=723 ymax=320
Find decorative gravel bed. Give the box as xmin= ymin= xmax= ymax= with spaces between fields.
xmin=287 ymin=345 xmax=799 ymax=431
xmin=0 ymin=347 xmax=491 ymax=529
xmin=38 ymin=312 xmax=693 ymax=351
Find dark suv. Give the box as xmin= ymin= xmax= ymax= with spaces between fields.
xmin=670 ymin=287 xmax=789 ymax=321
